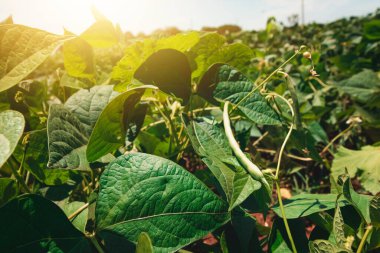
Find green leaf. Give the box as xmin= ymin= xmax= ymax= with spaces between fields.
xmin=331 ymin=145 xmax=380 ymax=194
xmin=136 ymin=232 xmax=154 ymax=253
xmin=339 ymin=175 xmax=373 ymax=224
xmin=48 ymin=85 xmax=118 ymax=169
xmin=112 ymin=32 xmax=199 ymax=91
xmin=95 ymin=153 xmax=230 ymax=253
xmin=190 ymin=33 xmax=253 ymax=81
xmin=309 ymin=240 xmax=351 ymax=253
xmin=0 ymin=194 xmax=91 ymax=253
xmin=134 ymin=49 xmax=192 ymax=103
xmin=190 ymin=121 xmax=238 ymax=166
xmin=19 ymin=129 xmax=80 ymax=185
xmin=47 ymin=104 xmax=89 ymax=170
xmin=64 ymin=85 xmax=118 ymax=136
xmin=87 ymin=86 xmax=154 ymax=162
xmin=213 ymin=65 xmax=281 ymax=125
xmin=203 ymin=157 xmax=261 ymax=211
xmin=227 ymin=210 xmax=264 ymax=253
xmin=335 ymin=70 xmax=380 ymax=108
xmin=0 ymin=178 xmax=17 ymax=206
xmin=0 ymin=110 xmax=25 ymax=168
xmin=333 ymin=203 xmax=347 ymax=249
xmin=60 ymin=73 xmax=92 ymax=89
xmin=63 ymin=37 xmax=95 ymax=81
xmin=0 ymin=25 xmax=68 ymax=92
xmin=80 ymin=20 xmax=119 ymax=48
xmin=58 ymin=199 xmax=88 ymax=233
xmin=370 ymin=195 xmax=380 ymax=227
xmin=187 ymin=121 xmax=261 ymax=210
xmin=269 ymin=218 xmax=309 ymax=253
xmin=272 ymin=193 xmax=349 ymax=219
xmin=363 ymin=19 xmax=380 ymax=41
xmin=198 ymin=63 xmax=225 ymax=103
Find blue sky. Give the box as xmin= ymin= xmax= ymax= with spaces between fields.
xmin=0 ymin=0 xmax=379 ymax=34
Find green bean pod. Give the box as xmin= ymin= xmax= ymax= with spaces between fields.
xmin=223 ymin=102 xmax=271 ymax=192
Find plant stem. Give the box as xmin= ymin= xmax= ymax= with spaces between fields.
xmin=275 ymin=182 xmax=298 ymax=253
xmin=266 ymin=92 xmax=297 ymax=252
xmin=320 ymin=124 xmax=353 ymax=155
xmin=87 ymin=233 xmax=105 ymax=253
xmin=68 ymin=202 xmax=89 ymax=220
xmin=8 ymin=155 xmax=30 ymax=193
xmin=231 ymin=45 xmax=305 ymax=113
xmin=285 ymin=75 xmax=302 ymax=130
xmin=357 ymin=225 xmax=373 ymax=253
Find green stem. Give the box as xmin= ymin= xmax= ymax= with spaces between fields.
xmin=266 ymin=93 xmax=297 ymax=252
xmin=276 ymin=182 xmax=298 ymax=253
xmin=68 ymin=203 xmax=89 ymax=220
xmin=320 ymin=124 xmax=353 ymax=155
xmin=223 ymin=102 xmax=271 ymax=193
xmin=357 ymin=225 xmax=373 ymax=253
xmin=267 ymin=93 xmax=295 ymax=179
xmin=231 ymin=45 xmax=306 ymax=113
xmin=285 ymin=75 xmax=302 ymax=130
xmin=8 ymin=159 xmax=30 ymax=193
xmin=87 ymin=234 xmax=105 ymax=253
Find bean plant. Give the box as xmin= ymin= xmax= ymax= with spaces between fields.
xmin=0 ymin=11 xmax=380 ymax=253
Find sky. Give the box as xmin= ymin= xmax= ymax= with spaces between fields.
xmin=0 ymin=0 xmax=379 ymax=35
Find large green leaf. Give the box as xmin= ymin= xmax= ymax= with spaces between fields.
xmin=203 ymin=157 xmax=261 ymax=211
xmin=331 ymin=146 xmax=380 ymax=194
xmin=0 ymin=25 xmax=68 ymax=92
xmin=335 ymin=70 xmax=380 ymax=108
xmin=0 ymin=110 xmax=25 ymax=168
xmin=47 ymin=104 xmax=89 ymax=170
xmin=0 ymin=194 xmax=91 ymax=253
xmin=269 ymin=218 xmax=309 ymax=253
xmin=187 ymin=121 xmax=261 ymax=210
xmin=58 ymin=199 xmax=88 ymax=233
xmin=370 ymin=195 xmax=380 ymax=227
xmin=0 ymin=178 xmax=17 ymax=206
xmin=48 ymin=85 xmax=118 ymax=169
xmin=189 ymin=121 xmax=238 ymax=166
xmin=95 ymin=153 xmax=230 ymax=253
xmin=363 ymin=19 xmax=380 ymax=41
xmin=87 ymin=86 xmax=154 ymax=162
xmin=189 ymin=33 xmax=253 ymax=81
xmin=339 ymin=175 xmax=373 ymax=224
xmin=112 ymin=32 xmax=199 ymax=91
xmin=64 ymin=85 xmax=118 ymax=136
xmin=134 ymin=49 xmax=192 ymax=103
xmin=63 ymin=37 xmax=95 ymax=81
xmin=309 ymin=240 xmax=351 ymax=253
xmin=333 ymin=203 xmax=347 ymax=249
xmin=80 ymin=19 xmax=119 ymax=48
xmin=212 ymin=65 xmax=281 ymax=125
xmin=272 ymin=193 xmax=349 ymax=219
xmin=19 ymin=129 xmax=80 ymax=185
